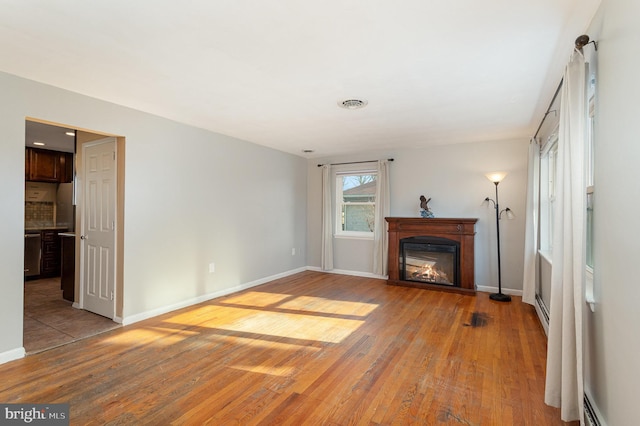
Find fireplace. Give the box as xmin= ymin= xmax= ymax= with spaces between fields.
xmin=386 ymin=217 xmax=477 ymax=294
xmin=400 ymin=236 xmax=459 ymax=286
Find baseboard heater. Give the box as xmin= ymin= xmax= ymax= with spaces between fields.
xmin=584 ymin=393 xmax=603 ymax=426
xmin=535 ymin=294 xmax=550 ymax=324
xmin=534 ymin=293 xmax=550 ymax=336
xmin=535 ymin=296 xmax=603 ymax=426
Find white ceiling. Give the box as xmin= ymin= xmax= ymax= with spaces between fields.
xmin=2 ymin=1 xmax=600 ymax=158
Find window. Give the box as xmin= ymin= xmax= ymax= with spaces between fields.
xmin=586 ymin=187 xmax=594 ymax=267
xmin=335 ymin=172 xmax=377 ymax=237
xmin=586 ymin=94 xmax=595 ymax=270
xmin=539 ymin=133 xmax=558 ymax=255
xmin=585 ymin=69 xmax=596 ymax=310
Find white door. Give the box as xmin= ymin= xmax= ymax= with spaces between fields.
xmin=80 ymin=138 xmax=116 ymax=319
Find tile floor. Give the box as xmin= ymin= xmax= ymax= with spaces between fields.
xmin=23 ymin=277 xmax=120 ymax=354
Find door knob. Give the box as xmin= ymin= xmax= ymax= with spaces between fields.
xmin=80 ymin=235 xmax=87 ymax=240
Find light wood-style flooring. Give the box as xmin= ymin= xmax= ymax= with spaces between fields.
xmin=23 ymin=277 xmax=120 ymax=353
xmin=4 ymin=271 xmax=567 ymax=424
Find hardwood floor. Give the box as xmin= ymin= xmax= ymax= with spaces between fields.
xmin=23 ymin=277 xmax=120 ymax=354
xmin=3 ymin=271 xmax=566 ymax=425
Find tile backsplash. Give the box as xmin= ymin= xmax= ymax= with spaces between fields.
xmin=25 ymin=201 xmax=55 ymax=228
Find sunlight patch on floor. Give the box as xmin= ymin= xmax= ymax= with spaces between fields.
xmin=221 ymin=291 xmax=293 ymax=307
xmin=101 ymin=327 xmax=198 ymax=346
xmin=219 ymin=292 xmax=379 ymax=317
xmin=166 ymin=305 xmax=231 ymax=326
xmin=229 ymin=364 xmax=296 ymax=377
xmin=221 ymin=335 xmax=322 ymax=353
xmin=110 ymin=292 xmax=377 ymax=347
xmin=167 ymin=306 xmax=364 ymax=343
xmin=205 ymin=307 xmax=363 ymax=343
xmin=278 ymin=295 xmax=378 ymax=317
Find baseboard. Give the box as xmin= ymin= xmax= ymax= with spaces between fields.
xmin=121 ymin=267 xmax=307 ymax=326
xmin=584 ymin=390 xmax=606 ymax=426
xmin=475 ymin=285 xmax=523 ymax=297
xmin=306 ymin=266 xmax=387 ymax=280
xmin=309 ymin=268 xmax=530 ymax=291
xmin=0 ymin=347 xmax=26 ymax=365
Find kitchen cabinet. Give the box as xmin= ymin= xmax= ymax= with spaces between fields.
xmin=60 ymin=151 xmax=73 ymax=182
xmin=25 ymin=148 xmax=73 ymax=183
xmin=40 ymin=229 xmax=64 ymax=277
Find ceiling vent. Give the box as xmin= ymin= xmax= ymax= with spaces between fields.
xmin=338 ymin=99 xmax=368 ymax=110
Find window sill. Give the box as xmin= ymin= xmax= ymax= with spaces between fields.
xmin=538 ymin=250 xmax=597 ymax=313
xmin=334 ymin=234 xmax=374 ymax=241
xmin=538 ymin=249 xmax=553 ymax=265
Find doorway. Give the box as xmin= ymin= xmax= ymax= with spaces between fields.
xmin=23 ymin=119 xmax=125 ymax=353
xmin=23 ymin=277 xmax=119 ymax=353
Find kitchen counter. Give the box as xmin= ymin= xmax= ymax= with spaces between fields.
xmin=24 ymin=227 xmax=70 ymax=278
xmin=25 ymin=226 xmax=71 ymax=232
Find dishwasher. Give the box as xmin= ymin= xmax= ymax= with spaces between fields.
xmin=24 ymin=233 xmax=41 ymax=277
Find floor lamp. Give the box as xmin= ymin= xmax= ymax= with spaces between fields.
xmin=484 ymin=172 xmax=515 ymax=302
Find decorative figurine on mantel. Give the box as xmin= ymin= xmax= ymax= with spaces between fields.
xmin=419 ymin=195 xmax=434 ymax=218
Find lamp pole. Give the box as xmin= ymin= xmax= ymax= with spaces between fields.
xmin=490 ymin=181 xmax=511 ymax=302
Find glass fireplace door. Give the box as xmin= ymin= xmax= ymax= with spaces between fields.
xmin=400 ymin=241 xmax=458 ymax=286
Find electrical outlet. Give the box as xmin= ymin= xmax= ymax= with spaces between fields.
xmin=209 ymin=262 xmax=215 ymax=273
xmin=291 ymin=248 xmax=296 ymax=256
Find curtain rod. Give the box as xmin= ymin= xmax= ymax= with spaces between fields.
xmin=317 ymin=158 xmax=394 ymax=167
xmin=533 ymin=78 xmax=563 ymax=140
xmin=533 ymin=34 xmax=597 ymax=140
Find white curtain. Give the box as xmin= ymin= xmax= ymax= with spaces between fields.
xmin=545 ymin=50 xmax=586 ymax=423
xmin=522 ymin=138 xmax=540 ymax=305
xmin=321 ymin=165 xmax=334 ymax=271
xmin=373 ymin=160 xmax=390 ymax=276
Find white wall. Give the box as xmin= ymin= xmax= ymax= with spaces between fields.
xmin=582 ymin=0 xmax=640 ymax=423
xmin=0 ymin=71 xmax=307 ymax=361
xmin=307 ymin=139 xmax=529 ymax=292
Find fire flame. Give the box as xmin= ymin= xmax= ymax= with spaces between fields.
xmin=412 ymin=263 xmax=449 ymax=283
